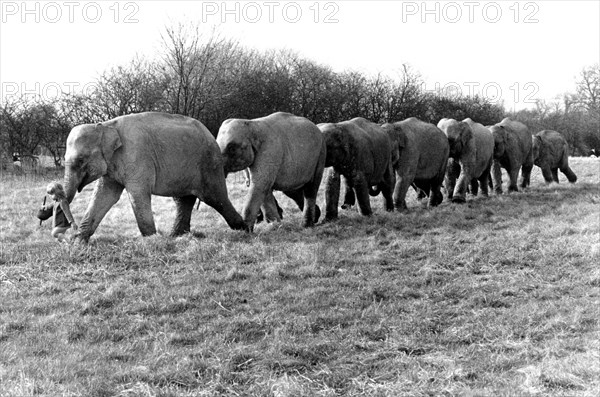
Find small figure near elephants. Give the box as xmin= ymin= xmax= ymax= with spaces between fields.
xmin=488 ymin=118 xmax=534 ymax=193
xmin=319 ymin=118 xmax=395 ymax=221
xmin=381 ymin=117 xmax=449 ymax=209
xmin=437 ymin=118 xmax=494 ymax=203
xmin=532 ymin=130 xmax=577 ymax=184
xmin=37 ymin=181 xmax=79 ymax=243
xmin=63 ymin=112 xmax=247 ymax=242
xmin=217 ymin=112 xmax=325 ymax=230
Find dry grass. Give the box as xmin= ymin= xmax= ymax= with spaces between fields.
xmin=1 ymin=158 xmax=599 ymax=396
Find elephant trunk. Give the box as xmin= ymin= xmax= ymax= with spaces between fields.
xmin=63 ymin=167 xmax=82 ymax=204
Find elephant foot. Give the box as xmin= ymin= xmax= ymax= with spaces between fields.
xmin=324 ymin=214 xmax=338 ymax=222
xmin=451 ymin=196 xmax=467 ymax=204
xmin=508 ymin=186 xmax=519 ymax=193
xmin=73 ymin=233 xmax=90 ymax=245
xmin=429 ymin=193 xmax=443 ymax=207
xmin=394 ymin=201 xmax=408 ymax=212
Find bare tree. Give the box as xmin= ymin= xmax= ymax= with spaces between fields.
xmin=92 ymin=56 xmax=169 ymax=119
xmin=575 ymin=64 xmax=600 ymax=115
xmin=159 ymin=23 xmax=240 ymax=121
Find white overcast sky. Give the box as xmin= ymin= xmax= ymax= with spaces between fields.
xmin=1 ymin=0 xmax=599 ymax=111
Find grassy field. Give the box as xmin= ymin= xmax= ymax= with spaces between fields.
xmin=1 ymin=158 xmax=599 ymax=397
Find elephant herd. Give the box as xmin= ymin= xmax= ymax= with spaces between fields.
xmin=61 ymin=111 xmax=577 ymax=242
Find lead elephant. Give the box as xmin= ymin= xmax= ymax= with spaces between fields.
xmin=216 ymin=112 xmax=325 ymax=230
xmin=63 ymin=112 xmax=247 ymax=242
xmin=532 ymin=130 xmax=577 ymax=183
xmin=381 ymin=117 xmax=449 ymax=209
xmin=437 ymin=118 xmax=494 ymax=202
xmin=488 ymin=118 xmax=534 ymax=193
xmin=319 ymin=118 xmax=394 ymax=221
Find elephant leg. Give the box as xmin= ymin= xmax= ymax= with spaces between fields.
xmin=240 ymin=168 xmax=278 ymax=231
xmin=429 ymin=182 xmax=443 ymax=207
xmin=77 ymin=177 xmax=125 ymax=241
xmin=469 ymin=178 xmax=479 ymax=196
xmin=324 ymin=168 xmax=341 ymax=221
xmin=445 ymin=159 xmax=460 ymax=201
xmin=478 ymin=174 xmax=490 ymax=197
xmin=520 ymin=162 xmax=533 ymax=188
xmin=539 ymin=166 xmax=553 ymax=183
xmin=551 ymin=168 xmax=559 ymax=183
xmin=478 ymin=164 xmax=491 ymax=197
xmin=507 ymin=166 xmax=520 ymax=193
xmin=261 ymin=190 xmax=282 ymax=223
xmin=171 ymin=195 xmax=197 ymax=236
xmin=301 ymin=153 xmax=324 ymax=227
xmin=353 ymin=173 xmax=372 ymax=216
xmin=341 ymin=176 xmax=355 ymax=210
xmin=492 ymin=160 xmax=503 ymax=194
xmin=560 ymin=165 xmax=577 ymax=183
xmin=380 ymin=164 xmax=395 ymax=212
xmin=282 ymin=188 xmax=320 ymax=226
xmin=126 ymin=188 xmax=156 ymax=237
xmin=393 ymin=172 xmax=412 ymax=211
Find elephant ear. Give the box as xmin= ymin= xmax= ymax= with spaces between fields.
xmin=247 ymin=121 xmax=262 ymax=154
xmin=97 ymin=124 xmax=122 ymax=163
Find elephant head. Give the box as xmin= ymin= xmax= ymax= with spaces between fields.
xmin=63 ymin=123 xmax=122 ymax=202
xmin=442 ymin=120 xmax=472 ymax=159
xmin=320 ymin=123 xmax=355 ymax=171
xmin=380 ymin=123 xmax=403 ymax=167
xmin=489 ymin=125 xmax=508 ymax=158
xmin=216 ymin=119 xmax=260 ymax=176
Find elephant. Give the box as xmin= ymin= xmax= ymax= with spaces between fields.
xmin=63 ymin=112 xmax=247 ymax=242
xmin=381 ymin=117 xmax=449 ymax=209
xmin=437 ymin=118 xmax=494 ymax=202
xmin=319 ymin=117 xmax=395 ymax=220
xmin=488 ymin=117 xmax=534 ymax=193
xmin=532 ymin=130 xmax=577 ymax=183
xmin=216 ymin=112 xmax=325 ymax=230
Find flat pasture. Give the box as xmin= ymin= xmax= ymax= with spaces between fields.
xmin=0 ymin=158 xmax=598 ymax=396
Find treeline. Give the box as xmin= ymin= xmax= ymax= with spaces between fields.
xmin=1 ymin=25 xmax=598 ymax=168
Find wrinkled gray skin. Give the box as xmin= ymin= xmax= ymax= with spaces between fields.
xmin=319 ymin=118 xmax=395 ymax=220
xmin=64 ymin=112 xmax=247 ymax=242
xmin=381 ymin=117 xmax=449 ymax=209
xmin=217 ymin=112 xmax=325 ymax=230
xmin=488 ymin=118 xmax=534 ymax=193
xmin=437 ymin=118 xmax=495 ymax=202
xmin=532 ymin=130 xmax=577 ymax=183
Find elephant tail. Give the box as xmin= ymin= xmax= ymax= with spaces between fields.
xmin=369 ymin=186 xmax=381 ymax=196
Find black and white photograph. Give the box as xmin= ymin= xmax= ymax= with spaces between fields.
xmin=1 ymin=0 xmax=599 ymax=395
